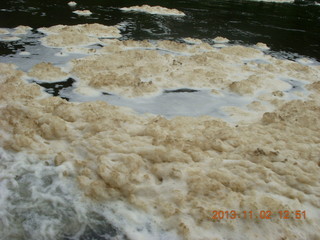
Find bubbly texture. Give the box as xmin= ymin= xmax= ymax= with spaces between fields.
xmin=27 ymin=62 xmax=69 ymax=82
xmin=0 ymin=25 xmax=31 ymax=43
xmin=12 ymin=25 xmax=32 ymax=35
xmin=213 ymin=36 xmax=229 ymax=43
xmin=120 ymin=5 xmax=186 ymax=16
xmin=38 ymin=24 xmax=121 ymax=48
xmin=1 ymin=23 xmax=320 ymax=240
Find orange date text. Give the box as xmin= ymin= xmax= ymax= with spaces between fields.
xmin=211 ymin=210 xmax=306 ymax=220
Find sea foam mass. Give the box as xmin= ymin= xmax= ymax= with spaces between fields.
xmin=0 ymin=20 xmax=320 ymax=240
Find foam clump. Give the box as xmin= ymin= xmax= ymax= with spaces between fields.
xmin=0 ymin=28 xmax=9 ymax=34
xmin=213 ymin=36 xmax=229 ymax=43
xmin=256 ymin=42 xmax=270 ymax=50
xmin=39 ymin=23 xmax=121 ymax=37
xmin=0 ymin=63 xmax=41 ymax=102
xmin=183 ymin=38 xmax=203 ymax=45
xmin=228 ymin=75 xmax=291 ymax=95
xmin=41 ymin=31 xmax=98 ymax=48
xmin=120 ymin=5 xmax=185 ymax=16
xmin=12 ymin=25 xmax=32 ymax=35
xmin=68 ymin=1 xmax=77 ymax=7
xmin=39 ymin=24 xmax=121 ymax=48
xmin=73 ymin=10 xmax=92 ymax=16
xmin=28 ymin=62 xmax=69 ymax=82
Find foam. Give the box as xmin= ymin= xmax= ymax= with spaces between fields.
xmin=38 ymin=24 xmax=121 ymax=48
xmin=120 ymin=5 xmax=185 ymax=16
xmin=12 ymin=25 xmax=32 ymax=35
xmin=0 ymin=36 xmax=21 ymax=42
xmin=68 ymin=40 xmax=313 ymax=101
xmin=41 ymin=32 xmax=100 ymax=48
xmin=0 ymin=148 xmax=179 ymax=240
xmin=19 ymin=51 xmax=31 ymax=56
xmin=0 ymin=28 xmax=9 ymax=35
xmin=68 ymin=1 xmax=77 ymax=7
xmin=1 ymin=25 xmax=320 ymax=240
xmin=255 ymin=42 xmax=270 ymax=50
xmin=213 ymin=36 xmax=229 ymax=43
xmin=296 ymin=58 xmax=314 ymax=65
xmin=182 ymin=38 xmax=203 ymax=45
xmin=73 ymin=10 xmax=92 ymax=16
xmin=27 ymin=62 xmax=69 ymax=82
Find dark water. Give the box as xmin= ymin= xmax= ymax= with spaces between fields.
xmin=0 ymin=0 xmax=320 ymax=60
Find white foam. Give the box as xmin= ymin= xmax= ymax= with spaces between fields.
xmin=0 ymin=147 xmax=181 ymax=240
xmin=255 ymin=42 xmax=270 ymax=50
xmin=73 ymin=10 xmax=92 ymax=16
xmin=120 ymin=5 xmax=185 ymax=16
xmin=68 ymin=1 xmax=77 ymax=7
xmin=296 ymin=57 xmax=314 ymax=65
xmin=0 ymin=28 xmax=9 ymax=35
xmin=213 ymin=36 xmax=229 ymax=43
xmin=213 ymin=43 xmax=227 ymax=48
xmin=19 ymin=51 xmax=31 ymax=56
xmin=0 ymin=36 xmax=21 ymax=42
xmin=182 ymin=38 xmax=203 ymax=45
xmin=12 ymin=25 xmax=32 ymax=35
